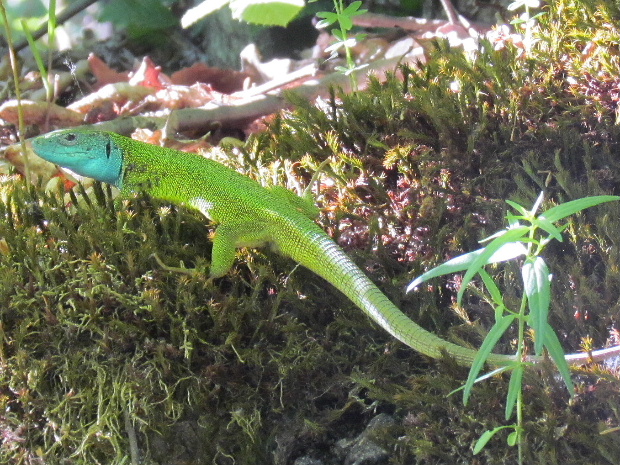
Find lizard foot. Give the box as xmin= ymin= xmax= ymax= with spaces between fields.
xmin=151 ymin=253 xmax=197 ymax=276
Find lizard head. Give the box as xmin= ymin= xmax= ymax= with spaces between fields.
xmin=30 ymin=129 xmax=124 ymax=186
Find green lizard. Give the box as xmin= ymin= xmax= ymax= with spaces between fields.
xmin=29 ymin=129 xmax=620 ymax=366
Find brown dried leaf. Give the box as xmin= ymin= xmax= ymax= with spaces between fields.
xmin=171 ymin=63 xmax=251 ymax=94
xmin=67 ymin=82 xmax=156 ymax=115
xmin=88 ymin=53 xmax=130 ymax=87
xmin=151 ymin=83 xmax=217 ymax=110
xmin=128 ymin=57 xmax=172 ymax=89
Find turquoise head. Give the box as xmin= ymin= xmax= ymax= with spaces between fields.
xmin=30 ymin=129 xmax=124 ymax=186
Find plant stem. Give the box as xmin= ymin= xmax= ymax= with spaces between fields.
xmin=0 ymin=0 xmax=30 ymax=184
xmin=508 ymin=294 xmax=528 ymax=464
xmin=517 ymin=388 xmax=524 ymax=465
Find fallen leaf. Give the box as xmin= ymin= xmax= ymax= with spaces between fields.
xmin=88 ymin=53 xmax=130 ymax=87
xmin=171 ymin=62 xmax=252 ymax=94
xmin=0 ymin=100 xmax=84 ymax=128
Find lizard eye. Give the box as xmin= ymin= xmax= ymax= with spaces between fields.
xmin=61 ymin=133 xmax=79 ymax=145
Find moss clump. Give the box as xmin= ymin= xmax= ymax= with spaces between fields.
xmin=2 ymin=0 xmax=620 ymax=463
xmin=0 ymin=182 xmax=370 ymax=464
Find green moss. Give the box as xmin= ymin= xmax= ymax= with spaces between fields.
xmin=2 ymin=0 xmax=620 ymax=463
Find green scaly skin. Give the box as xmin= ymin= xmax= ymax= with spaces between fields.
xmin=29 ymin=130 xmax=620 ymax=367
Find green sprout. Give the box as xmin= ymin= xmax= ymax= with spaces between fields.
xmin=313 ymin=0 xmax=368 ymax=89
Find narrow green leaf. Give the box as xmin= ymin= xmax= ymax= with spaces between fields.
xmin=522 ymin=257 xmax=551 ymax=354
xmin=480 ymin=226 xmax=520 ymax=243
xmin=505 ymin=213 xmax=522 ymax=229
xmin=540 ymin=196 xmax=619 ymax=223
xmin=464 ymin=314 xmax=516 ymax=404
xmin=479 ymin=269 xmax=505 ymax=309
xmin=336 ymin=14 xmax=353 ymax=30
xmin=316 ymin=11 xmax=338 ymax=22
xmin=332 ymin=28 xmax=345 ymax=41
xmin=474 ymin=426 xmax=512 ymax=454
xmin=475 ymin=430 xmax=497 ymax=454
xmin=343 ymin=3 xmax=367 ymax=17
xmin=507 ymin=430 xmax=519 ymax=446
xmin=473 ymin=429 xmax=496 ymax=454
xmin=532 ymin=216 xmax=564 ymax=242
xmin=505 ymin=364 xmax=524 ymax=420
xmin=458 ymin=227 xmax=530 ymax=304
xmin=543 ymin=328 xmax=575 ymax=396
xmin=505 ymin=199 xmax=529 ymax=217
xmin=529 ymin=191 xmax=545 ymax=216
xmin=231 ymin=0 xmax=304 ymax=26
xmin=448 ymin=365 xmax=512 ymax=397
xmin=343 ymin=0 xmax=365 ymax=14
xmin=407 ymin=237 xmax=527 ymax=292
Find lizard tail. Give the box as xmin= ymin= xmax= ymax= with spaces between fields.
xmin=272 ymin=214 xmax=620 ymax=366
xmin=272 ymin=215 xmax=514 ymax=366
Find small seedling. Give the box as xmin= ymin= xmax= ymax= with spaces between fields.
xmin=313 ymin=0 xmax=368 ymax=89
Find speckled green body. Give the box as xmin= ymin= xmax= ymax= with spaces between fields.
xmin=30 ymin=129 xmax=515 ymax=366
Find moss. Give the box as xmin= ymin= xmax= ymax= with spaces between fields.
xmin=2 ymin=0 xmax=620 ymax=463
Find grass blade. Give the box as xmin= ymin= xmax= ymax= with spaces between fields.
xmin=474 ymin=426 xmax=513 ymax=454
xmin=505 ymin=364 xmax=524 ymax=419
xmin=458 ymin=227 xmax=529 ymax=303
xmin=543 ymin=328 xmax=574 ymax=396
xmin=463 ymin=314 xmax=516 ymax=404
xmin=407 ymin=238 xmax=526 ymax=292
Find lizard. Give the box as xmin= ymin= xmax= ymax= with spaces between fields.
xmin=28 ymin=129 xmax=620 ymax=367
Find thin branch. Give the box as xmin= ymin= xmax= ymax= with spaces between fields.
xmin=13 ymin=0 xmax=99 ymax=52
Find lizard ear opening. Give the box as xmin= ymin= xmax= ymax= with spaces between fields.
xmin=97 ymin=137 xmax=125 ymax=187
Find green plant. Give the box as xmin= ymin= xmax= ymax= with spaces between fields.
xmin=408 ymin=192 xmax=619 ymax=463
xmin=0 ymin=0 xmax=46 ymax=44
xmin=313 ymin=0 xmax=367 ymax=88
xmin=0 ymin=0 xmax=32 ymax=182
xmin=181 ymin=0 xmax=305 ymax=28
xmin=21 ymin=0 xmax=56 ymax=102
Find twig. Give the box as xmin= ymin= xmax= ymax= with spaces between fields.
xmin=69 ymin=53 xmax=425 ymax=135
xmin=124 ymin=409 xmax=140 ymax=465
xmin=240 ymin=63 xmax=319 ymax=98
xmin=439 ymin=0 xmax=460 ymax=24
xmin=13 ymin=0 xmax=99 ymax=52
xmin=352 ymin=12 xmax=491 ymax=35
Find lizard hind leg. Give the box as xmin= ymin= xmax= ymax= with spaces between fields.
xmin=151 ymin=222 xmax=271 ymax=279
xmin=209 ymin=221 xmax=272 ymax=278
